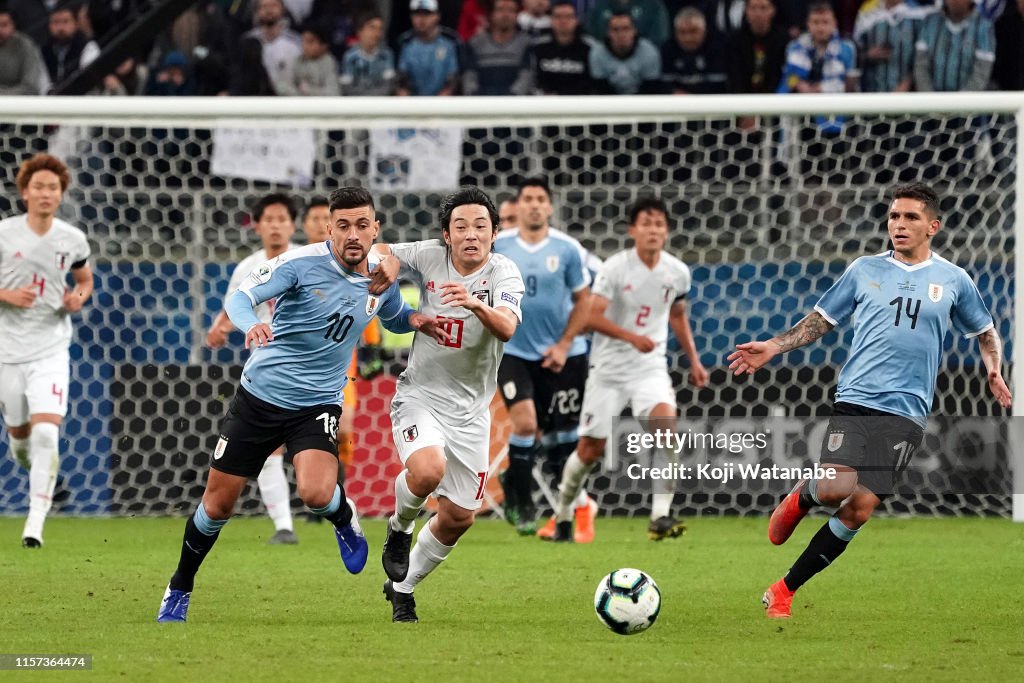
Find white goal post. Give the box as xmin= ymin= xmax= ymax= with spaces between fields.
xmin=0 ymin=93 xmax=1021 ymax=520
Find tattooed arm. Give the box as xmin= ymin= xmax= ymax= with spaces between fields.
xmin=727 ymin=311 xmax=835 ymax=375
xmin=977 ymin=328 xmax=1012 ymax=408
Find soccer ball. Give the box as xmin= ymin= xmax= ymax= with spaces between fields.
xmin=593 ymin=568 xmax=661 ymax=635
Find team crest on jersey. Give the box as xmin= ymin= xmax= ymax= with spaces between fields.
xmin=403 ymin=425 xmax=418 ymax=442
xmin=54 ymin=251 xmax=70 ymax=270
xmin=546 ymin=256 xmax=559 ymax=272
xmin=250 ymin=262 xmax=273 ymax=285
xmin=928 ymin=284 xmax=943 ymax=303
xmin=213 ymin=436 xmax=229 ymax=460
xmin=472 ymin=289 xmax=491 ymax=306
xmin=366 ymin=295 xmax=380 ymax=316
xmin=827 ymin=432 xmax=844 ymax=452
xmin=426 ymin=280 xmax=435 ymax=292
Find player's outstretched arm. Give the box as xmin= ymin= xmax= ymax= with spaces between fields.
xmin=669 ymin=299 xmax=708 ymax=388
xmin=728 ymin=311 xmax=834 ymax=375
xmin=977 ymin=328 xmax=1012 ymax=408
xmin=587 ymin=294 xmax=656 ymax=352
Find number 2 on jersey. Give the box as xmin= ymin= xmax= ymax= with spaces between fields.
xmin=635 ymin=305 xmax=651 ymax=327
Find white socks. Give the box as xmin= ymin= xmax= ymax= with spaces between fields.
xmin=394 ymin=522 xmax=454 ymax=594
xmin=650 ymin=448 xmax=676 ymax=520
xmin=391 ymin=470 xmax=426 ymax=533
xmin=9 ymin=436 xmax=30 ymax=469
xmin=257 ymin=454 xmax=293 ymax=532
xmin=573 ymin=488 xmax=590 ymax=509
xmin=23 ymin=424 xmax=59 ymax=542
xmin=556 ymin=452 xmax=595 ymax=522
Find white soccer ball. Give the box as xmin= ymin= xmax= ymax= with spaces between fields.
xmin=593 ymin=568 xmax=662 ymax=635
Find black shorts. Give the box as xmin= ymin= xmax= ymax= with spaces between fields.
xmin=820 ymin=402 xmax=924 ymax=496
xmin=497 ymin=353 xmax=588 ymax=433
xmin=211 ymin=387 xmax=342 ymax=478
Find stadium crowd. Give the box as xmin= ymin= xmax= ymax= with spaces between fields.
xmin=0 ymin=0 xmax=1020 ymax=98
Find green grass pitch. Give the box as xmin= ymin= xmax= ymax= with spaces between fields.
xmin=1 ymin=516 xmax=1022 ymax=681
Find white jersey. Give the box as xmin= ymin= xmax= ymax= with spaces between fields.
xmin=0 ymin=215 xmax=91 ymax=364
xmin=589 ymin=248 xmax=691 ymax=381
xmin=391 ymin=240 xmax=525 ymax=416
xmin=227 ymin=243 xmax=301 ymax=324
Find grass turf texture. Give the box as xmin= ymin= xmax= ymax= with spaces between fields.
xmin=1 ymin=517 xmax=1021 ymax=682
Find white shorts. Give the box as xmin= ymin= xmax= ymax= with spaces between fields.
xmin=578 ymin=370 xmax=676 ymax=440
xmin=0 ymin=350 xmax=71 ymax=426
xmin=391 ymin=398 xmax=490 ymax=511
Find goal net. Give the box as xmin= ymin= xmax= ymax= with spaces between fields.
xmin=0 ymin=95 xmax=1020 ymax=519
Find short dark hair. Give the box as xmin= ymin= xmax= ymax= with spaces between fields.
xmin=515 ymin=176 xmax=551 ymax=200
xmin=807 ymin=0 xmax=834 ymax=16
xmin=355 ymin=11 xmax=383 ymax=31
xmin=440 ymin=186 xmax=499 ymax=235
xmin=306 ymin=195 xmax=330 ymax=213
xmin=892 ymin=182 xmax=940 ymax=218
xmin=329 ymin=186 xmax=374 ymax=212
xmin=300 ymin=20 xmax=332 ymax=46
xmin=253 ymin=192 xmax=297 ymax=222
xmin=629 ymin=196 xmax=670 ymax=225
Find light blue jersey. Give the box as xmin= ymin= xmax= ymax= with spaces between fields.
xmin=494 ymin=229 xmax=590 ymax=361
xmin=226 ymin=242 xmax=412 ymax=410
xmin=815 ymin=251 xmax=993 ymax=426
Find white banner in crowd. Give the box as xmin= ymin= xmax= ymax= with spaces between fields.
xmin=369 ymin=128 xmax=463 ymax=191
xmin=211 ymin=127 xmax=316 ymax=187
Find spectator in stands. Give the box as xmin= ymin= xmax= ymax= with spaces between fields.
xmin=853 ymin=0 xmax=922 ymax=93
xmin=914 ymin=0 xmax=995 ymax=91
xmin=0 ymin=5 xmax=47 ymax=95
xmin=778 ymin=2 xmax=857 ymax=95
xmin=727 ymin=0 xmax=788 ymax=94
xmin=992 ymin=0 xmax=1021 ymax=89
xmin=341 ymin=12 xmax=397 ymax=94
xmin=244 ymin=0 xmax=303 ymax=92
xmin=660 ymin=7 xmax=728 ymax=94
xmin=587 ymin=0 xmax=670 ymax=47
xmin=397 ymin=0 xmax=460 ymax=95
xmin=311 ymin=0 xmax=379 ymax=61
xmin=463 ymin=0 xmax=534 ymax=95
xmin=589 ymin=11 xmax=662 ymax=94
xmin=99 ymin=57 xmax=147 ymax=96
xmin=277 ymin=21 xmax=341 ymax=94
xmin=41 ymin=2 xmax=99 ymax=87
xmin=519 ymin=0 xmax=554 ymax=42
xmin=531 ymin=0 xmax=597 ymax=95
xmin=144 ymin=50 xmax=197 ymax=96
xmin=230 ymin=34 xmax=278 ymax=94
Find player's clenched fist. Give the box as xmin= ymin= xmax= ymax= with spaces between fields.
xmin=628 ymin=333 xmax=656 ymax=353
xmin=3 ymin=284 xmax=38 ymax=308
xmin=439 ymin=282 xmax=480 ymax=310
xmin=245 ymin=323 xmax=274 ymax=349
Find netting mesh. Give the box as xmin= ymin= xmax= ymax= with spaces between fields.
xmin=0 ymin=110 xmax=1016 ymax=518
